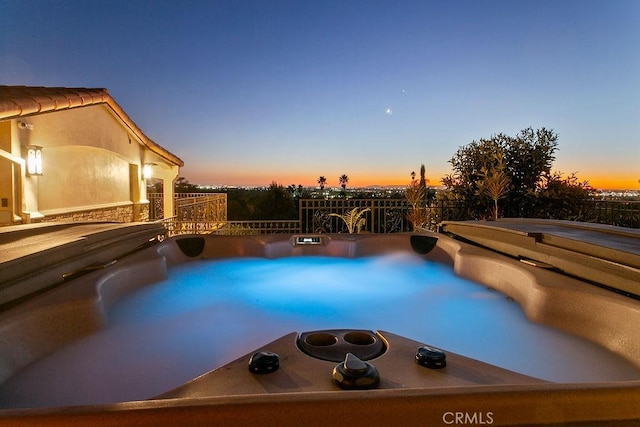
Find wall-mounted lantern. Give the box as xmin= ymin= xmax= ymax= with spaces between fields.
xmin=143 ymin=163 xmax=153 ymax=180
xmin=26 ymin=146 xmax=43 ymax=175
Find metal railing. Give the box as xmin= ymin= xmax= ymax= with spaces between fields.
xmin=162 ymin=199 xmax=469 ymax=236
xmin=214 ymin=220 xmax=301 ymax=235
xmin=148 ymin=192 xmax=227 ymax=222
xmin=163 ymin=218 xmax=226 ymax=235
xmin=581 ymin=200 xmax=640 ymax=228
xmin=299 ymin=198 xmax=411 ymax=233
xmin=175 ymin=193 xmax=227 ymax=222
xmin=298 ymin=198 xmax=472 ymax=233
xmin=148 ymin=192 xmax=165 ymax=221
xmin=163 ymin=219 xmax=300 ymax=236
xmin=160 ymin=197 xmax=639 ymax=236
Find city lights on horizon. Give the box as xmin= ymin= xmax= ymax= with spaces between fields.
xmin=183 ymin=169 xmax=640 ymax=192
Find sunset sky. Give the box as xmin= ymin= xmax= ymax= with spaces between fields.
xmin=1 ymin=0 xmax=639 ymax=189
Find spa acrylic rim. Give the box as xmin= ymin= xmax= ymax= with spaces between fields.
xmin=0 ymin=230 xmax=638 ymax=426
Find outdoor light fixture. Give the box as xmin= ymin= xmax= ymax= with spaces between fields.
xmin=143 ymin=163 xmax=153 ymax=180
xmin=26 ymin=146 xmax=43 ymax=176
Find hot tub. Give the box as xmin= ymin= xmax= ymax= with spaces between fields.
xmin=0 ymin=227 xmax=639 ymax=426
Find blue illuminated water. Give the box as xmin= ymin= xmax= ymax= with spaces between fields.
xmin=2 ymin=254 xmax=639 ymax=409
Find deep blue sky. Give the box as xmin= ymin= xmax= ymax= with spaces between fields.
xmin=2 ymin=0 xmax=639 ymax=188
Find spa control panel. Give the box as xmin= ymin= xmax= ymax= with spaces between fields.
xmin=294 ymin=235 xmax=324 ymax=245
xmin=156 ymin=329 xmax=541 ymax=400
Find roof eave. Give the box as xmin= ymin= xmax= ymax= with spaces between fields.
xmin=0 ymin=86 xmax=184 ymax=167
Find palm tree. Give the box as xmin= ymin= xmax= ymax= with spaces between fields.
xmin=339 ymin=174 xmax=349 ymax=190
xmin=317 ymin=176 xmax=327 ymax=191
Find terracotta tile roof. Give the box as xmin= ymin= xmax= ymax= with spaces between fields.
xmin=0 ymin=86 xmax=183 ymax=167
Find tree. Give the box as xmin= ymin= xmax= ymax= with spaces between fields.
xmin=503 ymin=127 xmax=559 ymax=215
xmin=443 ymin=127 xmax=559 ymax=219
xmin=535 ymin=172 xmax=594 ymax=220
xmin=255 ymin=182 xmax=297 ymax=219
xmin=317 ymin=176 xmax=327 ymax=194
xmin=419 ymin=164 xmax=427 ymax=190
xmin=339 ymin=174 xmax=349 ymax=191
xmin=442 ymin=137 xmax=503 ymax=218
xmin=174 ymin=176 xmax=198 ymax=193
xmin=287 ymin=184 xmax=305 ymax=199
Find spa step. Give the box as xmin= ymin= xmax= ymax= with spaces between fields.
xmin=441 ymin=219 xmax=640 ymax=298
xmin=0 ymin=222 xmax=166 ymax=308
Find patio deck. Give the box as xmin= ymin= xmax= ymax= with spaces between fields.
xmin=0 ymin=222 xmax=166 ymax=308
xmin=441 ymin=218 xmax=640 ymax=298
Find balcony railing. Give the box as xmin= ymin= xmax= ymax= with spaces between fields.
xmin=148 ymin=192 xmax=165 ymax=221
xmin=214 ymin=220 xmax=301 ymax=235
xmin=299 ymin=198 xmax=408 ymax=234
xmin=160 ymin=197 xmax=639 ymax=236
xmin=162 ymin=198 xmax=468 ymax=236
xmin=163 ymin=219 xmax=300 ymax=236
xmin=163 ymin=218 xmax=226 ymax=235
xmin=149 ymin=192 xmax=227 ymax=222
xmin=175 ymin=193 xmax=227 ymax=222
xmin=580 ymin=200 xmax=640 ymax=228
xmin=298 ymin=198 xmax=478 ymax=233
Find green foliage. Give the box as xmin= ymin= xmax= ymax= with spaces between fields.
xmin=330 ymin=207 xmax=371 ymax=233
xmin=405 ymin=164 xmax=437 ymax=229
xmin=443 ymin=127 xmax=560 ymax=219
xmin=256 ymin=182 xmax=298 ymax=220
xmin=477 ymin=153 xmax=511 ymax=220
xmin=174 ymin=176 xmax=199 ymax=193
xmin=225 ymin=183 xmax=299 ymax=220
xmin=405 ymin=179 xmax=426 ymax=208
xmin=534 ymin=172 xmax=594 ymax=220
xmin=226 ymin=189 xmax=258 ymax=220
xmin=287 ymin=184 xmax=310 ymax=200
xmin=405 ymin=180 xmax=429 ymax=229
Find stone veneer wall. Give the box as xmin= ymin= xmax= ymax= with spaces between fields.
xmin=132 ymin=202 xmax=150 ymax=222
xmin=41 ymin=203 xmax=149 ymax=223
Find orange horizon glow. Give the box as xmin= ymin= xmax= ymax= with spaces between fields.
xmin=186 ymin=169 xmax=640 ymax=191
xmin=583 ymin=175 xmax=640 ymax=191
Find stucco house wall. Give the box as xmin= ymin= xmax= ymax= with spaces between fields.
xmin=0 ymin=86 xmax=183 ymax=225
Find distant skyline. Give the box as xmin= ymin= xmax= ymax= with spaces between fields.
xmin=2 ymin=0 xmax=639 ymax=189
